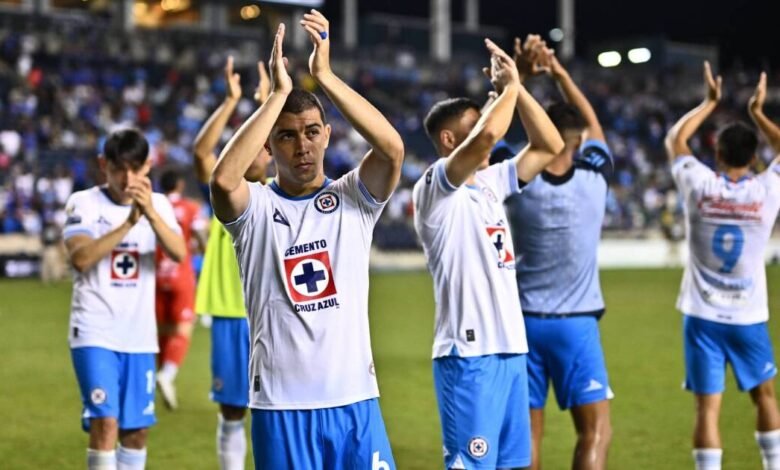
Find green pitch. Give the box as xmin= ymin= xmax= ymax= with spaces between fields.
xmin=1 ymin=267 xmax=779 ymax=468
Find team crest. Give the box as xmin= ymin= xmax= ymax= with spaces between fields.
xmin=284 ymin=250 xmax=338 ymax=302
xmin=110 ymin=250 xmax=140 ymax=280
xmin=468 ymin=436 xmax=489 ymax=458
xmin=314 ymin=191 xmax=340 ymax=214
xmin=481 ymin=186 xmax=498 ymax=203
xmin=485 ymin=226 xmax=514 ymax=263
xmin=90 ymin=388 xmax=107 ymax=405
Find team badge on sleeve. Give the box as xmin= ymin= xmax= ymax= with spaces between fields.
xmin=111 ymin=250 xmax=140 ymax=280
xmin=486 ymin=226 xmax=514 ymax=263
xmin=284 ymin=250 xmax=338 ymax=302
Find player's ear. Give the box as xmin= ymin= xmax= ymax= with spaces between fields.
xmin=98 ymin=155 xmax=107 ymax=172
xmin=439 ymin=129 xmax=455 ymax=152
xmin=264 ymin=142 xmax=273 ymax=156
xmin=323 ymin=123 xmax=332 ymax=150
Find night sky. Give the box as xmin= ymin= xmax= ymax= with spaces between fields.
xmin=319 ymin=0 xmax=775 ymax=68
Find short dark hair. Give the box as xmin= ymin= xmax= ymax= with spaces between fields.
xmin=546 ymin=102 xmax=586 ymax=133
xmin=717 ymin=122 xmax=758 ymax=168
xmin=159 ymin=169 xmax=183 ymax=193
xmin=103 ymin=128 xmax=149 ymax=168
xmin=423 ymin=97 xmax=481 ymax=144
xmin=281 ymin=88 xmax=327 ymax=123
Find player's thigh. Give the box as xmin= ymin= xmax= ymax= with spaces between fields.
xmin=724 ymin=321 xmax=778 ymax=392
xmin=323 ymin=399 xmax=395 ymax=470
xmin=551 ymin=317 xmax=613 ymax=410
xmin=683 ymin=315 xmax=727 ymax=394
xmin=433 ymin=354 xmax=523 ymax=469
xmin=210 ymin=317 xmax=250 ymax=408
xmin=524 ymin=316 xmax=552 ymax=410
xmin=250 ymin=408 xmax=323 ymax=470
xmin=71 ymin=347 xmax=121 ymax=429
xmin=497 ymin=355 xmax=532 ymax=470
xmin=117 ymin=352 xmax=156 ymax=431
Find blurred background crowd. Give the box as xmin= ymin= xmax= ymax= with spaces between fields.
xmin=1 ymin=12 xmax=779 ymax=254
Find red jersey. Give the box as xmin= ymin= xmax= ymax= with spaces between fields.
xmin=155 ymin=193 xmax=204 ymax=290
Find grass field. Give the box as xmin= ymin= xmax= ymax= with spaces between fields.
xmin=1 ymin=267 xmax=779 ymax=469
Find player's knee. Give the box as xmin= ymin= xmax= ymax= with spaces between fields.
xmin=90 ymin=418 xmax=118 ymax=450
xmin=174 ymin=321 xmax=194 ymax=337
xmin=220 ymin=404 xmax=246 ymax=421
xmin=751 ymin=380 xmax=777 ymax=402
xmin=578 ymin=418 xmax=612 ymax=448
xmin=119 ymin=428 xmax=148 ymax=449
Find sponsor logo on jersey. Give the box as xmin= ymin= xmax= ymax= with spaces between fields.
xmin=284 ymin=246 xmax=338 ymax=303
xmin=697 ymin=195 xmax=763 ymax=222
xmin=65 ymin=215 xmax=82 ymax=225
xmin=273 ymin=208 xmax=290 ymax=227
xmin=314 ymin=191 xmax=340 ymax=214
xmin=90 ymin=388 xmax=107 ymax=405
xmin=468 ymin=436 xmax=489 ymax=458
xmin=425 ymin=167 xmax=434 ymax=185
xmin=485 ymin=226 xmax=514 ymax=265
xmin=111 ymin=250 xmax=140 ymax=280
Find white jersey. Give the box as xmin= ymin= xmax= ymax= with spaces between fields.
xmin=413 ymin=159 xmax=528 ymax=359
xmin=672 ymin=155 xmax=780 ymax=324
xmin=223 ymin=169 xmax=386 ymax=410
xmin=63 ymin=186 xmax=181 ymax=352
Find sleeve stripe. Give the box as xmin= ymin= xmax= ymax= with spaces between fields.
xmin=506 ymin=160 xmax=520 ymax=195
xmin=357 ymin=177 xmax=385 ymax=207
xmin=435 ymin=160 xmax=458 ymax=193
xmin=62 ymin=227 xmax=94 ymax=240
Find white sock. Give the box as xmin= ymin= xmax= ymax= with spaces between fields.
xmin=756 ymin=430 xmax=780 ymax=470
xmin=693 ymin=448 xmax=722 ymax=470
xmin=87 ymin=449 xmax=117 ymax=470
xmin=117 ymin=446 xmax=146 ymax=470
xmin=217 ymin=414 xmax=246 ymax=470
xmin=158 ymin=361 xmax=179 ymax=381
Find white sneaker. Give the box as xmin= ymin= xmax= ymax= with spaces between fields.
xmin=157 ymin=374 xmax=178 ymax=410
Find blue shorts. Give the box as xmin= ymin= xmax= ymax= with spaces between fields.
xmin=70 ymin=347 xmax=156 ymax=432
xmin=683 ymin=315 xmax=777 ymax=394
xmin=433 ymin=353 xmax=530 ymax=469
xmin=250 ymin=398 xmax=395 ymax=470
xmin=525 ymin=315 xmax=613 ymax=410
xmin=210 ymin=317 xmax=250 ymax=408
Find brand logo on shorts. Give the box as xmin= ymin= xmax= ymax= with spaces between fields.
xmin=284 ymin=251 xmax=338 ymax=302
xmin=90 ymin=388 xmax=107 ymax=405
xmin=213 ymin=377 xmax=224 ymax=392
xmin=584 ymin=379 xmax=604 ymax=393
xmin=142 ymin=400 xmax=155 ymax=415
xmin=314 ymin=191 xmax=339 ymax=214
xmin=110 ymin=250 xmax=140 ymax=280
xmin=468 ymin=437 xmax=489 ymax=458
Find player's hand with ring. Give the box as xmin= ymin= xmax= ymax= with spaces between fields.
xmin=300 ymin=9 xmax=332 ymax=80
xmin=269 ymin=23 xmax=293 ymax=95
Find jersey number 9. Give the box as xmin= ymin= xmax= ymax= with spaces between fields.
xmin=711 ymin=224 xmax=744 ymax=274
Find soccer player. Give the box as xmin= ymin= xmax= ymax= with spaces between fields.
xmin=210 ymin=13 xmax=404 ymax=470
xmin=666 ymin=63 xmax=780 ymax=470
xmin=504 ymin=37 xmax=613 ymax=470
xmin=192 ymin=56 xmax=271 ymax=470
xmin=154 ymin=168 xmax=206 ymax=410
xmin=413 ymin=39 xmax=564 ymax=469
xmin=63 ymin=128 xmax=186 ymax=470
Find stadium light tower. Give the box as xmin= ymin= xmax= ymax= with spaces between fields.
xmin=431 ymin=0 xmax=451 ymax=62
xmin=557 ymin=0 xmax=575 ymax=60
xmin=464 ymin=0 xmax=479 ymax=32
xmin=343 ymin=0 xmax=357 ymax=49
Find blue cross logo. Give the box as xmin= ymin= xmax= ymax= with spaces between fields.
xmin=116 ymin=254 xmax=135 ymax=275
xmin=294 ymin=262 xmax=326 ymax=293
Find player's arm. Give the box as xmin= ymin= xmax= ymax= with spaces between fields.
xmin=445 ymin=40 xmax=520 ymax=187
xmin=665 ymin=61 xmax=721 ymax=162
xmin=210 ymin=24 xmax=292 ymax=222
xmin=192 ymin=57 xmax=243 ymax=184
xmin=544 ymin=48 xmax=605 ymax=142
xmin=128 ymin=178 xmax=187 ymax=262
xmin=65 ymin=210 xmax=139 ymax=273
xmin=749 ymin=72 xmax=780 ymax=155
xmin=300 ymin=10 xmax=404 ymax=202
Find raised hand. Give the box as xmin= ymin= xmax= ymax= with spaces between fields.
xmin=483 ymin=38 xmax=520 ymax=94
xmin=703 ymin=61 xmax=722 ymax=103
xmin=269 ymin=23 xmax=293 ymax=95
xmin=514 ymin=35 xmax=550 ymax=79
xmin=749 ymin=72 xmax=767 ymax=114
xmin=253 ymin=60 xmax=271 ymax=104
xmin=300 ymin=9 xmax=332 ymax=80
xmin=225 ymin=56 xmax=242 ymax=102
